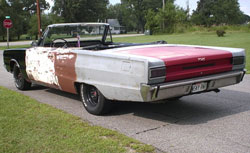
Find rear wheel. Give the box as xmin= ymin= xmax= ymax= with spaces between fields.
xmin=80 ymin=84 xmax=111 ymax=115
xmin=13 ymin=64 xmax=31 ymax=90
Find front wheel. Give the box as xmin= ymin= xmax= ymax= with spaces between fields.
xmin=80 ymin=84 xmax=111 ymax=115
xmin=13 ymin=64 xmax=31 ymax=90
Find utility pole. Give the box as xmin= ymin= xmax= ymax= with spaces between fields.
xmin=163 ymin=0 xmax=165 ymax=10
xmin=162 ymin=0 xmax=165 ymax=31
xmin=186 ymin=0 xmax=190 ymax=17
xmin=36 ymin=0 xmax=42 ymax=38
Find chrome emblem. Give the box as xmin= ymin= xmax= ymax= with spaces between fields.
xmin=198 ymin=57 xmax=206 ymax=62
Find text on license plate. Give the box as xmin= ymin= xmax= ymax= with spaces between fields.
xmin=191 ymin=82 xmax=207 ymax=93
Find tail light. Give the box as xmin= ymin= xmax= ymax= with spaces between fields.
xmin=149 ymin=67 xmax=166 ymax=79
xmin=232 ymin=56 xmax=245 ymax=65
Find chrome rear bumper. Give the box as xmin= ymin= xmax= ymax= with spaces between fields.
xmin=141 ymin=70 xmax=246 ymax=102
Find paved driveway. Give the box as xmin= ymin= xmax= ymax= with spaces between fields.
xmin=1 ymin=51 xmax=250 ymax=153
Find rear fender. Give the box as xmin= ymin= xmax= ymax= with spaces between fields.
xmin=9 ymin=59 xmax=20 ymax=73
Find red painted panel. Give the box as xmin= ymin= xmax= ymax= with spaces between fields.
xmin=165 ymin=58 xmax=232 ymax=81
xmin=117 ymin=46 xmax=232 ymax=63
xmin=117 ymin=46 xmax=233 ymax=82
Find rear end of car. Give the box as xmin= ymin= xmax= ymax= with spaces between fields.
xmin=115 ymin=44 xmax=246 ymax=102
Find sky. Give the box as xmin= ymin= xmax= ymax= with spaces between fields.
xmin=46 ymin=0 xmax=250 ymax=16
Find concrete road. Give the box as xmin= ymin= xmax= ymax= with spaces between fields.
xmin=1 ymin=51 xmax=250 ymax=153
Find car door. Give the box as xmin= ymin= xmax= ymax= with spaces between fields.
xmin=26 ymin=47 xmax=60 ymax=89
xmin=25 ymin=47 xmax=77 ymax=94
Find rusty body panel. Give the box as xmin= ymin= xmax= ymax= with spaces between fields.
xmin=55 ymin=51 xmax=77 ymax=93
xmin=26 ymin=47 xmax=77 ymax=94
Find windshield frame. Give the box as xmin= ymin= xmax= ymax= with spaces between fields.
xmin=38 ymin=23 xmax=112 ymax=47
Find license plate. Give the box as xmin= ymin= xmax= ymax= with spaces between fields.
xmin=191 ymin=82 xmax=207 ymax=93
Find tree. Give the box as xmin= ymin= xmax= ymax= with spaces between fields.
xmin=0 ymin=0 xmax=49 ymax=40
xmin=7 ymin=0 xmax=49 ymax=16
xmin=145 ymin=1 xmax=188 ymax=34
xmin=191 ymin=0 xmax=244 ymax=26
xmin=0 ymin=0 xmax=23 ymax=40
xmin=0 ymin=0 xmax=8 ymax=40
xmin=145 ymin=9 xmax=158 ymax=34
xmin=52 ymin=0 xmax=109 ymax=22
xmin=120 ymin=0 xmax=164 ymax=33
xmin=28 ymin=14 xmax=64 ymax=40
xmin=107 ymin=3 xmax=137 ymax=31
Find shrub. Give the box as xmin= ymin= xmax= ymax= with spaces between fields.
xmin=216 ymin=30 xmax=226 ymax=37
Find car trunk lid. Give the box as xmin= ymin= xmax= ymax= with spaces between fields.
xmin=116 ymin=45 xmax=233 ymax=82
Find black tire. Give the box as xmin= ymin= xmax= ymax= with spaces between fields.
xmin=80 ymin=84 xmax=111 ymax=115
xmin=13 ymin=64 xmax=31 ymax=90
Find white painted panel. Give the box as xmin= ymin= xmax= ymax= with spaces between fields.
xmin=74 ymin=50 xmax=148 ymax=101
xmin=26 ymin=47 xmax=59 ymax=87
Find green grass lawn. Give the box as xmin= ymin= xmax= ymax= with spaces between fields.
xmin=114 ymin=31 xmax=250 ymax=73
xmin=0 ymin=86 xmax=155 ymax=153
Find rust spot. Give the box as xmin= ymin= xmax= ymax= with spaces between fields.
xmin=54 ymin=52 xmax=77 ymax=94
xmin=48 ymin=52 xmax=54 ymax=62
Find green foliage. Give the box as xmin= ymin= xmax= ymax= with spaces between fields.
xmin=216 ymin=30 xmax=226 ymax=37
xmin=107 ymin=4 xmax=137 ymax=32
xmin=191 ymin=0 xmax=245 ymax=26
xmin=52 ymin=0 xmax=109 ymax=22
xmin=157 ymin=2 xmax=177 ymax=33
xmin=184 ymin=25 xmax=250 ymax=33
xmin=0 ymin=86 xmax=155 ymax=153
xmin=28 ymin=14 xmax=64 ymax=39
xmin=119 ymin=0 xmax=164 ymax=32
xmin=145 ymin=2 xmax=189 ymax=34
xmin=0 ymin=0 xmax=8 ymax=40
xmin=0 ymin=0 xmax=49 ymax=40
xmin=145 ymin=9 xmax=158 ymax=34
xmin=1 ymin=0 xmax=249 ymax=40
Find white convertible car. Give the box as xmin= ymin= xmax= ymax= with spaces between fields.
xmin=3 ymin=23 xmax=246 ymax=115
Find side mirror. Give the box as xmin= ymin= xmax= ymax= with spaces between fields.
xmin=31 ymin=41 xmax=38 ymax=47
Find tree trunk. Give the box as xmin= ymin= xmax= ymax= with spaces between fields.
xmin=142 ymin=26 xmax=145 ymax=33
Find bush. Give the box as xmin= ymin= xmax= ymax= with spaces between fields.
xmin=175 ymin=25 xmax=186 ymax=33
xmin=216 ymin=30 xmax=226 ymax=37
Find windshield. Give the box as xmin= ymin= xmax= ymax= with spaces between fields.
xmin=41 ymin=24 xmax=109 ymax=47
